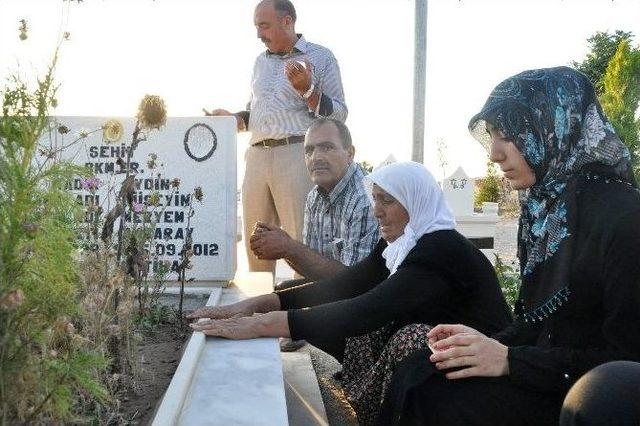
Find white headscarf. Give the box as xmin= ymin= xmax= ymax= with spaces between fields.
xmin=364 ymin=161 xmax=456 ymax=275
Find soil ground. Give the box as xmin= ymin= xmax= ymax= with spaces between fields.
xmin=118 ymin=323 xmax=189 ymax=425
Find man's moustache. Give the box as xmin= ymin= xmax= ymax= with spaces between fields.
xmin=311 ymin=163 xmax=330 ymax=171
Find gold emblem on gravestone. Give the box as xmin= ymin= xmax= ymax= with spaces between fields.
xmin=102 ymin=119 xmax=124 ymax=144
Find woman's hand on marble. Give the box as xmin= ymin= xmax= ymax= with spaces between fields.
xmin=190 ymin=314 xmax=264 ymax=339
xmin=187 ymin=294 xmax=281 ymax=321
xmin=189 ymin=311 xmax=290 ymax=340
xmin=427 ymin=324 xmax=509 ymax=379
xmin=186 ymin=303 xmax=253 ymax=321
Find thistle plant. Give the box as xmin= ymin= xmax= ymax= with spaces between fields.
xmin=175 ymin=186 xmax=204 ymax=325
xmin=436 ymin=137 xmax=449 ymax=184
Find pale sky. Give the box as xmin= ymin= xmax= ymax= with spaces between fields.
xmin=1 ymin=0 xmax=639 ymax=179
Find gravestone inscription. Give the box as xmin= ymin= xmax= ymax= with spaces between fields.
xmin=41 ymin=116 xmax=237 ymax=282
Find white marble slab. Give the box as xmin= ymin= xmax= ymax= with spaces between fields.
xmin=152 ymin=287 xmax=223 ymax=426
xmin=153 ymin=273 xmax=287 ymax=426
xmin=179 ymin=337 xmax=287 ymax=426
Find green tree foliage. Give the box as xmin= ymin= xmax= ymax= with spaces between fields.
xmin=0 ymin=53 xmax=108 ymax=424
xmin=494 ymin=255 xmax=520 ymax=313
xmin=474 ymin=161 xmax=501 ymax=207
xmin=573 ymin=30 xmax=635 ymax=95
xmin=600 ymin=40 xmax=640 ymax=180
xmin=575 ymin=30 xmax=640 ymax=182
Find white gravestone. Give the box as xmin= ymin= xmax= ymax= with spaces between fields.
xmin=43 ymin=116 xmax=237 ymax=282
xmin=442 ymin=166 xmax=474 ymax=216
xmin=443 ymin=166 xmax=499 ymax=263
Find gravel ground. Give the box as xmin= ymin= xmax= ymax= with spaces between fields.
xmin=494 ymin=216 xmax=519 ymax=265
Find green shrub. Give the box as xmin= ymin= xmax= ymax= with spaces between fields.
xmin=475 ymin=161 xmax=501 ymax=208
xmin=494 ymin=255 xmax=521 ymax=312
xmin=0 ymin=53 xmax=108 ymax=424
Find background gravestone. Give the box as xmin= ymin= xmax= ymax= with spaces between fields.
xmin=44 ymin=116 xmax=237 ymax=283
xmin=442 ymin=166 xmax=474 ymax=217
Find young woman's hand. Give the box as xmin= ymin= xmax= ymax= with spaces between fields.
xmin=427 ymin=324 xmax=509 ymax=379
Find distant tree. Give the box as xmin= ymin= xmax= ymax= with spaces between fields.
xmin=573 ymin=30 xmax=635 ymax=95
xmin=474 ymin=161 xmax=501 ymax=208
xmin=359 ymin=160 xmax=373 ymax=174
xmin=600 ymin=40 xmax=640 ymax=179
xmin=436 ymin=137 xmax=448 ymax=183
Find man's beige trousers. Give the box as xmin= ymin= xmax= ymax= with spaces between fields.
xmin=242 ymin=143 xmax=313 ymax=273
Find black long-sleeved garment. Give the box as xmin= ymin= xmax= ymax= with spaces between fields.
xmin=498 ymin=177 xmax=640 ymax=394
xmin=277 ymin=229 xmax=512 ymax=342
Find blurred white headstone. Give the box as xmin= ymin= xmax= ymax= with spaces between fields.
xmin=41 ymin=116 xmax=237 ymax=282
xmin=374 ymin=154 xmax=397 ymax=171
xmin=442 ymin=166 xmax=474 ymax=217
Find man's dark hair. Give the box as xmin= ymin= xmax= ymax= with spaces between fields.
xmin=272 ymin=0 xmax=297 ymax=22
xmin=308 ymin=118 xmax=353 ymax=150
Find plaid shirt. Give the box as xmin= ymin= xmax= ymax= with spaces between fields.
xmin=303 ymin=162 xmax=380 ymax=266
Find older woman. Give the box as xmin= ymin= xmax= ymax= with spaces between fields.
xmin=189 ymin=162 xmax=511 ymax=425
xmin=378 ymin=67 xmax=640 ymax=425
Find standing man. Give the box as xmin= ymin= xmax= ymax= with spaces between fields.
xmin=205 ymin=0 xmax=347 ymax=273
xmin=250 ymin=118 xmax=379 ymax=281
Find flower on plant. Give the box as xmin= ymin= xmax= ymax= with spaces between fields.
xmin=147 ymin=153 xmax=158 ymax=170
xmin=116 ymin=157 xmax=126 ymax=170
xmin=18 ymin=19 xmax=28 ymax=41
xmin=194 ymin=186 xmax=203 ymax=202
xmin=80 ymin=177 xmax=102 ymax=192
xmin=22 ymin=223 xmax=40 ymax=238
xmin=102 ymin=119 xmax=124 ymax=144
xmin=148 ymin=192 xmax=161 ymax=206
xmin=58 ymin=125 xmax=69 ymax=134
xmin=132 ymin=202 xmax=144 ymax=213
xmin=106 ymin=324 xmax=120 ymax=336
xmin=78 ymin=128 xmax=90 ymax=139
xmin=64 ymin=322 xmax=76 ymax=335
xmin=171 ymin=178 xmax=181 ymax=189
xmin=63 ymin=31 xmax=70 ymax=40
xmin=137 ymin=94 xmax=167 ymax=130
xmin=0 ymin=289 xmax=24 ymax=310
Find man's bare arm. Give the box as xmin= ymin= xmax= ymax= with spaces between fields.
xmin=250 ymin=222 xmax=347 ymax=280
xmin=283 ymin=238 xmax=347 ymax=281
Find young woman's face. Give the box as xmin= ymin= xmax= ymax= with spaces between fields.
xmin=372 ymin=184 xmax=410 ymax=243
xmin=486 ymin=123 xmax=536 ymax=190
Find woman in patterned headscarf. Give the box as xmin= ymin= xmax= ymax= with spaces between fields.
xmin=377 ymin=67 xmax=640 ymax=425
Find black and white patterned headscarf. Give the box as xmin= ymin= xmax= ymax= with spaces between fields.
xmin=469 ymin=66 xmax=635 ymax=323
